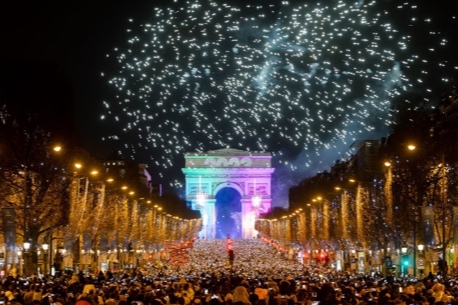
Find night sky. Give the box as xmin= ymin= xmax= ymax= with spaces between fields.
xmin=0 ymin=1 xmax=153 ymax=152
xmin=1 ymin=0 xmax=457 ymax=201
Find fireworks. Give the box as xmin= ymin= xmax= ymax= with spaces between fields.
xmin=101 ymin=0 xmax=457 ymax=187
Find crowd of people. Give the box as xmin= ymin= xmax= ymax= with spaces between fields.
xmin=1 ymin=238 xmax=457 ymax=305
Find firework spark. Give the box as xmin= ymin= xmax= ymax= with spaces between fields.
xmin=101 ymin=0 xmax=456 ymax=187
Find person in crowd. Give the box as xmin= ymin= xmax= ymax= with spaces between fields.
xmin=233 ymin=280 xmax=251 ymax=305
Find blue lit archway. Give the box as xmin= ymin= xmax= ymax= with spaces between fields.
xmin=215 ymin=187 xmax=242 ymax=239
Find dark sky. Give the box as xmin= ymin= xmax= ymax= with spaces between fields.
xmin=0 ymin=0 xmax=456 ymax=197
xmin=0 ymin=0 xmax=273 ymax=154
xmin=0 ymin=0 xmax=158 ymax=154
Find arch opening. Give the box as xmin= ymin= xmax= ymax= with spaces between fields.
xmin=215 ymin=187 xmax=242 ymax=239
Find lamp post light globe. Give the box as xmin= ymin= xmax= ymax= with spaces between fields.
xmin=17 ymin=249 xmax=23 ymax=276
xmin=196 ymin=193 xmax=207 ymax=206
xmin=252 ymin=195 xmax=261 ymax=208
xmin=401 ymin=246 xmax=409 ymax=276
xmin=42 ymin=243 xmax=49 ymax=275
xmin=23 ymin=242 xmax=31 ymax=276
xmin=23 ymin=242 xmax=31 ymax=251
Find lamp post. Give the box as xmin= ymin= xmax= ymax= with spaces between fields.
xmin=23 ymin=163 xmax=30 ymax=276
xmin=135 ymin=249 xmax=143 ymax=268
xmin=21 ymin=145 xmax=62 ymax=277
xmin=313 ymin=196 xmax=331 ymax=242
xmin=252 ymin=178 xmax=261 ymax=209
xmin=252 ymin=179 xmax=262 ymax=238
xmin=401 ymin=246 xmax=408 ymax=276
xmin=17 ymin=249 xmax=22 ymax=276
xmin=411 ymin=204 xmax=421 ymax=278
xmin=417 ymin=244 xmax=425 ymax=278
xmin=23 ymin=242 xmax=30 ymax=276
xmin=73 ymin=163 xmax=106 ymax=272
xmin=42 ymin=243 xmax=49 ymax=276
xmin=196 ymin=175 xmax=207 ymax=238
xmin=252 ymin=195 xmax=261 ymax=209
xmin=334 ymin=186 xmax=353 ymax=241
xmin=251 ymin=198 xmax=261 ymax=239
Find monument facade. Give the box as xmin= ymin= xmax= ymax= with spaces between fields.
xmin=182 ymin=148 xmax=274 ymax=239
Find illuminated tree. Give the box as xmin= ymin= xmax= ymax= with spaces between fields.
xmin=385 ymin=90 xmax=458 ymax=273
xmin=0 ymin=107 xmax=91 ymax=274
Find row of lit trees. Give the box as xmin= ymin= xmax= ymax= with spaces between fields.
xmin=257 ymin=91 xmax=458 ymax=274
xmin=256 ymin=177 xmax=387 ymax=251
xmin=256 ymin=146 xmax=457 ymax=273
xmin=63 ymin=167 xmax=202 ymax=271
xmin=0 ymin=104 xmax=202 ymax=275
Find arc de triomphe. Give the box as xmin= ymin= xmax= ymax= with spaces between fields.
xmin=182 ymin=148 xmax=275 ymax=239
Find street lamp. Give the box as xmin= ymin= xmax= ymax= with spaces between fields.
xmin=23 ymin=242 xmax=30 ymax=275
xmin=42 ymin=243 xmax=49 ymax=276
xmin=312 ymin=196 xmax=331 ymax=242
xmin=252 ymin=178 xmax=262 ymax=209
xmin=22 ymin=145 xmax=62 ymax=276
xmin=135 ymin=249 xmax=143 ymax=268
xmin=195 ymin=176 xmax=207 ymax=238
xmin=252 ymin=196 xmax=261 ymax=208
xmin=41 ymin=244 xmax=49 ymax=275
xmin=416 ymin=244 xmax=425 ymax=277
xmin=17 ymin=249 xmax=22 ymax=276
xmin=401 ymin=246 xmax=408 ymax=276
xmin=252 ymin=193 xmax=262 ymax=237
xmin=334 ymin=187 xmax=352 ymax=241
xmin=252 ymin=178 xmax=262 ymax=233
xmin=196 ymin=175 xmax=207 ymax=206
